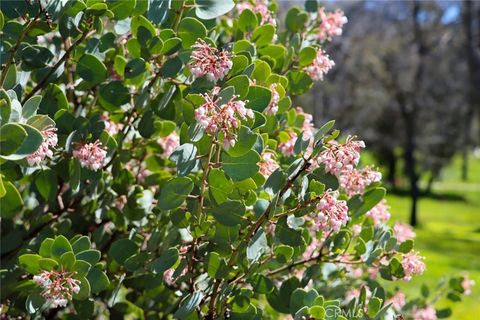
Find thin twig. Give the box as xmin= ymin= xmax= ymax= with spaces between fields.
xmin=103 ymin=94 xmax=137 ymax=169
xmin=0 ymin=10 xmax=42 ymax=87
xmin=207 ymin=158 xmax=311 ymax=318
xmin=188 ymin=143 xmax=216 ymax=292
xmin=63 ymin=37 xmax=78 ymax=108
xmin=22 ymin=28 xmax=92 ymax=103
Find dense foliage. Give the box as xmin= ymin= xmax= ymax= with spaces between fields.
xmin=0 ymin=0 xmax=473 ymax=319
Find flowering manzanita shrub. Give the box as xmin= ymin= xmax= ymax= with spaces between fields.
xmin=0 ymin=0 xmax=473 ymax=319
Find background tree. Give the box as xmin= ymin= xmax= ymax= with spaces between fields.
xmin=462 ymin=0 xmax=480 ymax=181
xmin=297 ymin=0 xmax=472 ymax=226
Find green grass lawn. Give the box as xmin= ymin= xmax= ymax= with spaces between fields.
xmin=384 ymin=155 xmax=480 ymax=319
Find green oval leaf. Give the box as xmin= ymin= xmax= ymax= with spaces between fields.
xmin=51 ymin=235 xmax=73 ymax=259
xmin=151 ymin=247 xmax=179 ymax=274
xmin=251 ymin=24 xmax=275 ymax=48
xmin=287 ymin=70 xmax=313 ymax=96
xmin=227 ymin=126 xmax=257 ymax=157
xmin=178 ymin=17 xmax=206 ymax=48
xmin=211 ymin=200 xmax=246 ymax=226
xmin=108 ymin=0 xmax=136 ymax=20
xmin=72 ymin=236 xmax=92 ymax=253
xmin=194 ymin=0 xmax=235 ymax=20
xmin=174 ymin=291 xmax=204 ymax=318
xmin=249 ymin=274 xmax=274 ymax=294
xmin=158 ymin=177 xmax=194 ymax=210
xmin=238 ymin=8 xmax=258 ymax=33
xmin=18 ymin=254 xmax=42 ymax=274
xmin=76 ymin=250 xmax=101 ymax=265
xmin=222 ymin=150 xmax=260 ymax=182
xmin=246 ymin=228 xmax=268 ymax=262
xmin=245 ymin=85 xmax=272 ymax=112
xmin=77 ymin=54 xmax=107 ymax=84
xmin=26 ymin=292 xmax=45 ymax=314
xmin=148 ymin=0 xmax=171 ymax=24
xmin=86 ymin=268 xmax=110 ymax=294
xmin=99 ymin=81 xmax=130 ymax=111
xmin=0 ymin=123 xmax=27 ymax=156
xmin=38 ymin=84 xmax=68 ymax=118
xmin=124 ymin=58 xmax=146 ymax=78
xmin=39 ymin=258 xmax=60 ymax=271
xmin=169 ymin=143 xmax=198 ymax=177
xmin=73 ymin=277 xmax=90 ymax=300
xmin=22 ymin=95 xmax=42 ymax=119
xmin=208 ymin=168 xmax=233 ymax=204
xmin=0 ymin=181 xmax=23 ymax=219
xmin=35 ymin=169 xmax=57 ymax=201
xmin=108 ymin=238 xmax=138 ymax=264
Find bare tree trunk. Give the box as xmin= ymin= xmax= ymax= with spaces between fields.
xmin=424 ymin=172 xmax=435 ymax=196
xmin=462 ymin=0 xmax=472 ymax=181
xmin=385 ymin=148 xmax=397 ymax=189
xmin=461 ymin=144 xmax=469 ymax=181
xmin=462 ymin=0 xmax=480 ymax=180
xmin=477 ymin=3 xmax=480 ymax=145
xmin=402 ymin=106 xmax=419 ymax=226
xmin=405 ymin=1 xmax=426 ymax=227
xmin=406 ymin=134 xmax=419 ymax=227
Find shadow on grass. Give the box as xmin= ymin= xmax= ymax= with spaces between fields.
xmin=388 ymin=188 xmax=467 ymax=202
xmin=416 ymin=233 xmax=480 ymax=270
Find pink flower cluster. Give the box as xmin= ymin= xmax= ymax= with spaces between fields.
xmin=33 ymin=270 xmax=80 ymax=308
xmin=302 ymin=237 xmax=320 ymax=260
xmin=136 ymin=164 xmax=150 ymax=183
xmin=296 ymin=107 xmax=315 ymax=140
xmin=401 ymin=251 xmax=426 ymax=281
xmin=344 ymin=287 xmax=360 ymax=303
xmin=339 ymin=166 xmax=382 ymax=197
xmin=340 ymin=255 xmax=363 ymax=278
xmin=265 ymin=221 xmax=276 ymax=235
xmin=126 ymin=161 xmax=150 ymax=184
xmin=237 ymin=0 xmax=276 ymax=26
xmin=258 ymin=152 xmax=279 ymax=177
xmin=158 ymin=132 xmax=180 ymax=158
xmin=195 ymin=88 xmax=253 ymax=149
xmin=305 ymin=49 xmax=335 ymax=81
xmin=264 ymin=83 xmax=280 ymax=115
xmin=352 ymin=224 xmax=362 ymax=236
xmin=278 ymin=131 xmax=297 ymax=157
xmin=163 ymin=266 xmax=188 ymax=286
xmin=277 ymin=109 xmax=315 ymax=156
xmin=412 ymin=306 xmax=437 ymax=320
xmin=27 ymin=126 xmax=58 ymax=166
xmin=101 ymin=113 xmax=121 ymax=135
xmin=393 ymin=222 xmax=416 ymax=243
xmin=312 ymin=190 xmax=348 ymax=233
xmin=163 ymin=246 xmax=188 ymax=286
xmin=73 ymin=140 xmax=107 ymax=171
xmin=386 ymin=291 xmax=406 ymax=312
xmin=318 ymin=136 xmax=365 ymax=175
xmin=344 ymin=286 xmax=371 ymax=304
xmin=367 ymin=266 xmax=380 ymax=280
xmin=189 ymin=40 xmax=232 ymax=82
xmin=115 ymin=195 xmax=128 ymax=210
xmin=366 ymin=199 xmax=391 ymax=226
xmin=317 ymin=8 xmax=348 ymax=41
xmin=462 ymin=274 xmax=475 ymax=295
xmin=367 ymin=256 xmax=389 ymax=280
